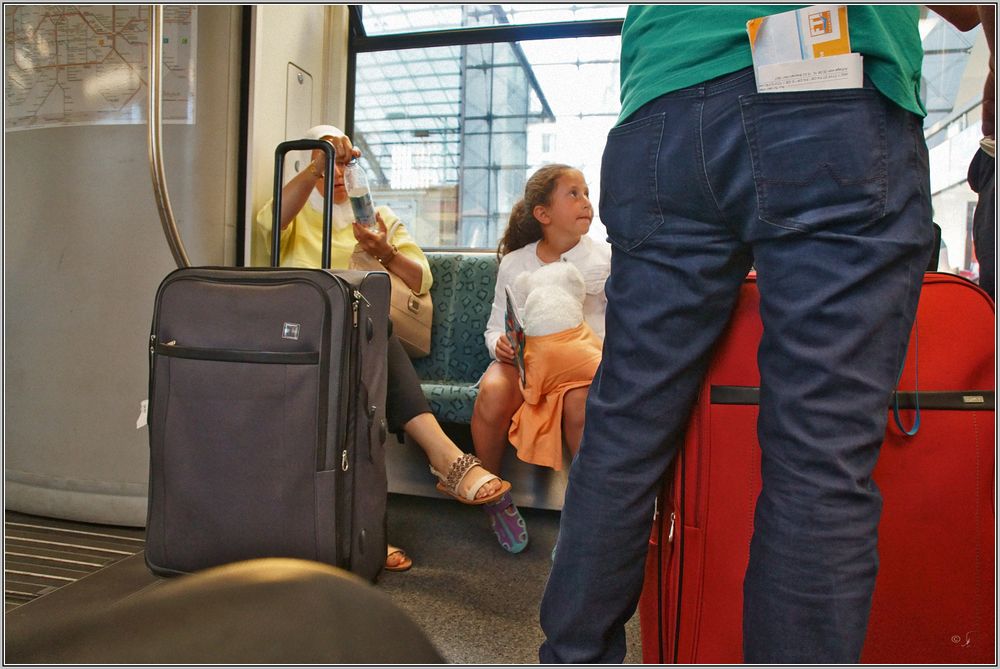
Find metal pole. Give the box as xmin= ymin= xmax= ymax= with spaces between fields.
xmin=147 ymin=4 xmax=191 ymax=268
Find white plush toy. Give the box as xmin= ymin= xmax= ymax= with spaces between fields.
xmin=511 ymin=261 xmax=587 ymax=337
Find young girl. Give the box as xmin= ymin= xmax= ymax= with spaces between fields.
xmin=473 ymin=164 xmax=611 ymax=553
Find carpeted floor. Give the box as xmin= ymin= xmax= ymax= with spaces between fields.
xmin=379 ymin=493 xmax=643 ymax=663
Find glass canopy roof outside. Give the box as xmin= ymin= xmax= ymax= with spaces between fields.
xmin=358 ymin=3 xmax=627 ymax=36
xmin=920 ymin=11 xmax=980 ymax=131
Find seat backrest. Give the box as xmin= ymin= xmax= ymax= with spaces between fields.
xmin=411 ymin=252 xmax=497 ymax=384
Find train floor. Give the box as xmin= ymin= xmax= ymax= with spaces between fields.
xmin=4 ymin=495 xmax=642 ymax=663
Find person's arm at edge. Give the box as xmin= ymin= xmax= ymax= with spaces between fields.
xmin=926 ymin=5 xmax=981 ymax=31
xmin=978 ymin=5 xmax=995 ymax=139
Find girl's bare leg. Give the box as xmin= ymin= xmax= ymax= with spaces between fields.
xmin=562 ymin=386 xmax=590 ymax=459
xmin=471 ymin=361 xmax=523 ymax=475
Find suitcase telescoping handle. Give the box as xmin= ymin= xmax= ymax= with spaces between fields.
xmin=271 ymin=139 xmax=337 ymax=269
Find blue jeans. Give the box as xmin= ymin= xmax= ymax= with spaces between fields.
xmin=539 ymin=68 xmax=933 ymax=663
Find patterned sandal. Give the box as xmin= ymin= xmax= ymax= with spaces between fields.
xmin=429 ymin=453 xmax=512 ymax=506
xmin=484 ymin=492 xmax=529 ymax=554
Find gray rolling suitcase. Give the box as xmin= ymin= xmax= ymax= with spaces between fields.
xmin=145 ymin=140 xmax=390 ymax=580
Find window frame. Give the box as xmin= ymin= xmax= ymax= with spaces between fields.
xmin=345 ymin=5 xmax=624 ymax=252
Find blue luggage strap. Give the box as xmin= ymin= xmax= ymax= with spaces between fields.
xmin=892 ymin=322 xmax=920 ymax=436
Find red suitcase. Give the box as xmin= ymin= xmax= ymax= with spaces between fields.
xmin=639 ymin=273 xmax=995 ymax=664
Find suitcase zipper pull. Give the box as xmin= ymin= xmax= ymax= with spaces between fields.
xmin=341 ymin=449 xmax=349 ymax=471
xmin=667 ymin=512 xmax=676 ymax=543
xmin=351 ymin=290 xmax=369 ymax=330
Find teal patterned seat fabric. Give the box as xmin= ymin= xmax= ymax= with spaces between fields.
xmin=411 ymin=253 xmax=498 ymax=424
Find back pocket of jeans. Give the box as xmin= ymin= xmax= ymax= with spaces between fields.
xmin=601 ymin=113 xmax=666 ymax=251
xmin=740 ymin=88 xmax=888 ymax=232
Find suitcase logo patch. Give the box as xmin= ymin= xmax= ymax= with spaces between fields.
xmin=282 ymin=322 xmax=301 ymax=340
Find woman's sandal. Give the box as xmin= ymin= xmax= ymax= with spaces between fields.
xmin=429 ymin=453 xmax=511 ymax=506
xmin=384 ymin=545 xmax=412 ymax=572
xmin=484 ymin=492 xmax=529 ymax=554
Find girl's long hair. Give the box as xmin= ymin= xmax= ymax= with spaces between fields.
xmin=497 ymin=163 xmax=573 ymax=259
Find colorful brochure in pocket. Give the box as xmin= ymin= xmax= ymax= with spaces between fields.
xmin=504 ymin=285 xmax=527 ymax=388
xmin=747 ymin=5 xmax=862 ymax=93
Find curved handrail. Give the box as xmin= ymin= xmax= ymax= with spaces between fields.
xmin=147 ymin=4 xmax=191 ymax=268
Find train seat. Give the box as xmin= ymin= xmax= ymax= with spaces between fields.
xmin=410 ymin=252 xmax=498 ymax=423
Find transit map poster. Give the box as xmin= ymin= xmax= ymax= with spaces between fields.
xmin=5 ymin=5 xmax=196 ymax=130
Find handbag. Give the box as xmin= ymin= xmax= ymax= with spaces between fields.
xmin=349 ymin=220 xmax=433 ymax=358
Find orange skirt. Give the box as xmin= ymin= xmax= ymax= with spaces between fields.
xmin=508 ymin=323 xmax=603 ymax=470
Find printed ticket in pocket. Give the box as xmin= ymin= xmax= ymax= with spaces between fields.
xmin=747 ymin=5 xmax=863 ymax=93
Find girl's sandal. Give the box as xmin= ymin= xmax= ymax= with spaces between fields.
xmin=429 ymin=453 xmax=511 ymax=506
xmin=484 ymin=492 xmax=529 ymax=554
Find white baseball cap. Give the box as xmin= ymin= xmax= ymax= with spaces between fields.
xmin=305 ymin=124 xmax=345 ymax=140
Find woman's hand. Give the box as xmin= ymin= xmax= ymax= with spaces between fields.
xmin=310 ymin=136 xmax=360 ymax=174
xmin=495 ymin=336 xmax=516 ymax=364
xmin=354 ymin=212 xmax=425 ymax=293
xmin=353 ymin=212 xmax=394 ymax=260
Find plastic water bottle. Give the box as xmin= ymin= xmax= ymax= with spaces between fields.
xmin=344 ymin=160 xmax=377 ymax=230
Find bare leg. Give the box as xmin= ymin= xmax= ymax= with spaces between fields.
xmin=471 ymin=361 xmax=524 ymax=474
xmin=403 ymin=412 xmax=502 ymax=500
xmin=561 ymin=386 xmax=590 ymax=459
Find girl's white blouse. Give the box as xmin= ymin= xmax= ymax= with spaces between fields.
xmin=484 ymin=236 xmax=612 ymax=360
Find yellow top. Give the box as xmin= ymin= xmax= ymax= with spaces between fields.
xmin=253 ymin=200 xmax=433 ymax=295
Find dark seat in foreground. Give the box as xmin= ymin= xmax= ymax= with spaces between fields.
xmin=6 ymin=557 xmax=444 ymax=664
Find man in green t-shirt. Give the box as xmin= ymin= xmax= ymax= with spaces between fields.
xmin=540 ymin=6 xmax=936 ymax=663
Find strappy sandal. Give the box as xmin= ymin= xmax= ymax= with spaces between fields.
xmin=429 ymin=453 xmax=511 ymax=506
xmin=385 ymin=546 xmax=412 ymax=572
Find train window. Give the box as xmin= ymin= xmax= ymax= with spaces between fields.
xmin=349 ymin=5 xmax=623 ymax=250
xmin=358 ymin=4 xmax=627 ymax=37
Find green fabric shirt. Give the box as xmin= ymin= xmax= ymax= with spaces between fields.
xmin=618 ymin=5 xmax=924 ymax=124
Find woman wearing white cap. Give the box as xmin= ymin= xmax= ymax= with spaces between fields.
xmin=256 ymin=126 xmax=512 ymax=572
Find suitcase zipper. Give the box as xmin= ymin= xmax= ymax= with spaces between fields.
xmin=341 ymin=289 xmax=370 ymax=472
xmin=152 ymin=342 xmax=319 ymax=364
xmin=335 ymin=285 xmax=365 ymax=569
